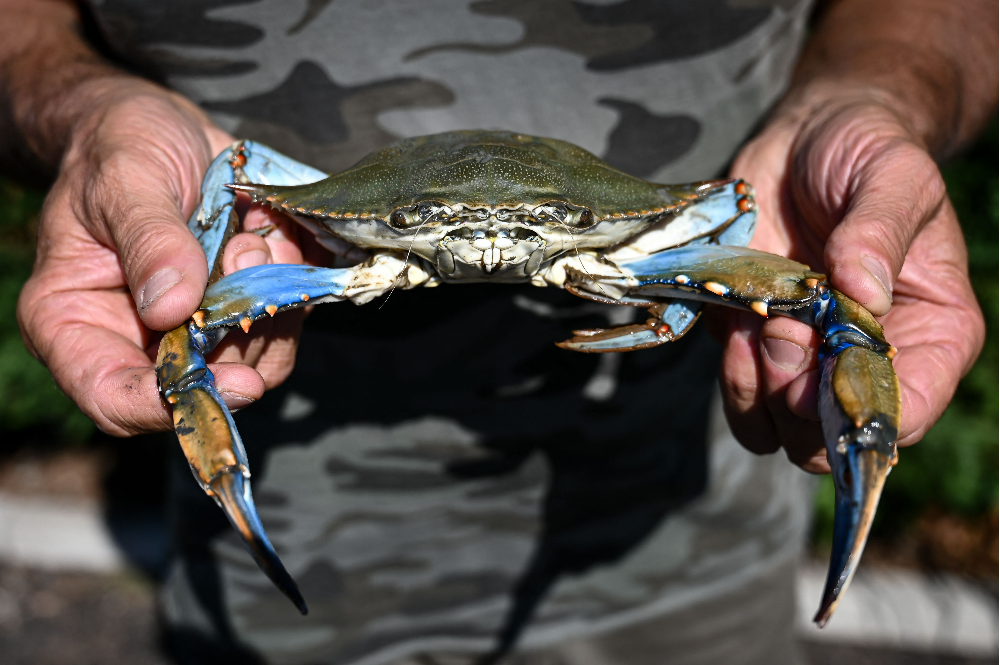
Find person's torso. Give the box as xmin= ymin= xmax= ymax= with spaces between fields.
xmin=88 ymin=3 xmax=816 ymax=663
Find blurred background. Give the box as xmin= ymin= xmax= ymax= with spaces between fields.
xmin=0 ymin=121 xmax=995 ymax=664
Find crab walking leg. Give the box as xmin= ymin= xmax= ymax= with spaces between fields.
xmin=156 ymin=264 xmax=363 ymax=615
xmin=562 ymin=245 xmax=901 ymax=625
xmin=556 ymin=298 xmax=702 ymax=351
xmin=188 ymin=140 xmax=328 ymax=279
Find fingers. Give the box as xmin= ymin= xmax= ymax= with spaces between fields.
xmin=875 ymin=200 xmax=985 ymax=446
xmin=719 ymin=311 xmax=779 ymax=455
xmin=823 ymin=143 xmax=945 ymax=316
xmin=87 ymin=152 xmax=211 ymax=331
xmin=243 ymin=204 xmax=307 ymax=265
xmin=15 ymin=91 xmax=247 ymax=435
xmin=724 ymin=101 xmax=981 ymax=474
xmin=719 ymin=308 xmax=828 ymax=472
xmin=56 ymin=93 xmax=226 ymax=332
xmin=17 ymin=280 xmax=264 ymax=436
xmin=758 ymin=318 xmax=827 ymax=473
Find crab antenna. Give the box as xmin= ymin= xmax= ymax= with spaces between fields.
xmin=554 ymin=217 xmax=610 ymax=299
xmin=380 ymin=216 xmax=430 ymax=309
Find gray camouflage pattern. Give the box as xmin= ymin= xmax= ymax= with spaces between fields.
xmin=88 ymin=1 xmax=815 ymax=663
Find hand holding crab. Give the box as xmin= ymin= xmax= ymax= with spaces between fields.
xmin=722 ymin=98 xmax=984 ymax=479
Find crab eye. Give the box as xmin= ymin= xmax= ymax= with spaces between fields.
xmin=390 ymin=210 xmax=410 ymax=227
xmin=577 ymin=209 xmax=594 ymax=226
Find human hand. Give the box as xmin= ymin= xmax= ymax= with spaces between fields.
xmin=16 ymin=81 xmax=310 ymax=436
xmin=720 ymin=95 xmax=985 ymax=473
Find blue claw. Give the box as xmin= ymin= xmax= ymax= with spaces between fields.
xmin=157 ymin=317 xmax=315 ymax=615
xmin=814 ymin=347 xmax=898 ymax=626
xmin=210 ymin=469 xmax=309 ymax=615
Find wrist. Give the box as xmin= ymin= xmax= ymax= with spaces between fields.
xmin=0 ymin=1 xmax=222 ymax=178
xmin=768 ymin=82 xmax=927 ymax=152
xmin=782 ymin=0 xmax=998 ymax=160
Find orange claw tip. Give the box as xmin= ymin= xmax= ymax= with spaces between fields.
xmin=265 ymin=304 xmax=278 ymax=317
xmin=886 ymin=346 xmax=898 ymax=360
xmin=240 ymin=317 xmax=252 ymax=333
xmin=750 ymin=301 xmax=769 ymax=317
xmin=804 ymin=278 xmax=820 ymax=289
xmin=192 ymin=311 xmax=206 ymax=328
xmin=166 ymin=394 xmax=178 ymax=404
xmin=301 ymin=293 xmax=310 ymax=301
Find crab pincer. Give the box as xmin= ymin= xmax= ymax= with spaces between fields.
xmin=560 ymin=245 xmax=901 ymax=625
xmin=157 ymin=321 xmax=308 ymax=615
xmin=156 ymin=264 xmax=363 ymax=616
xmin=813 ymin=290 xmax=900 ymax=626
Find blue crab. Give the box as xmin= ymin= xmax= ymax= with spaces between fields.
xmin=156 ymin=131 xmax=900 ymax=626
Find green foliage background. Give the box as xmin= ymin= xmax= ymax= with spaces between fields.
xmin=0 ymin=181 xmax=93 ymax=442
xmin=0 ymin=124 xmax=996 ymax=534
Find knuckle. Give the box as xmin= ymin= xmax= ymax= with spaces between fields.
xmin=720 ymin=365 xmax=761 ymax=412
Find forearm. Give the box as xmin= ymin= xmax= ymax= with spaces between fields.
xmin=786 ymin=0 xmax=998 ymax=158
xmin=0 ymin=0 xmax=116 ymax=175
xmin=0 ymin=0 xmax=211 ymax=179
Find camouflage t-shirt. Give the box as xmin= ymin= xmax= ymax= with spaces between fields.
xmin=90 ymin=2 xmax=816 ymax=664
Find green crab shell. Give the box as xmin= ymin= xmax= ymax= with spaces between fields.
xmin=236 ymin=130 xmax=709 ymax=224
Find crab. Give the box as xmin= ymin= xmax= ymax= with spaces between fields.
xmin=156 ymin=130 xmax=900 ymax=627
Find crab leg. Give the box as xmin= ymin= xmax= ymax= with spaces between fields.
xmin=187 ymin=140 xmax=328 ymax=279
xmin=157 ymin=265 xmax=363 ymax=615
xmin=157 ymin=142 xmax=335 ymax=612
xmin=561 ymin=244 xmax=900 ymax=625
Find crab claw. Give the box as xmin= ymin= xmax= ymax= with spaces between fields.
xmin=210 ymin=468 xmax=308 ymax=615
xmin=157 ymin=323 xmax=308 ymax=615
xmin=815 ymin=435 xmax=895 ymax=626
xmin=814 ymin=345 xmax=899 ymax=627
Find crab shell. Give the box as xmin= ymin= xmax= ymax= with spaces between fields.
xmin=233 ymin=130 xmax=744 ymax=283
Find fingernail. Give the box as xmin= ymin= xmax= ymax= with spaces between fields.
xmin=139 ymin=267 xmax=182 ymax=310
xmin=861 ymin=255 xmax=893 ymax=305
xmin=762 ymin=337 xmax=807 ymax=371
xmin=235 ymin=249 xmax=269 ymax=271
xmin=220 ymin=391 xmax=256 ymax=411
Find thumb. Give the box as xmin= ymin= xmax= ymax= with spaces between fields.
xmin=89 ymin=152 xmax=211 ymax=331
xmin=818 ymin=140 xmax=946 ymax=317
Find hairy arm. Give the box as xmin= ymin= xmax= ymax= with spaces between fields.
xmin=792 ymin=0 xmax=997 ymax=157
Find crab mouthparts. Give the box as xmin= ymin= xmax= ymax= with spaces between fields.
xmin=436 ymin=224 xmax=546 ymax=280
xmin=474 ymin=229 xmax=515 ymax=273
